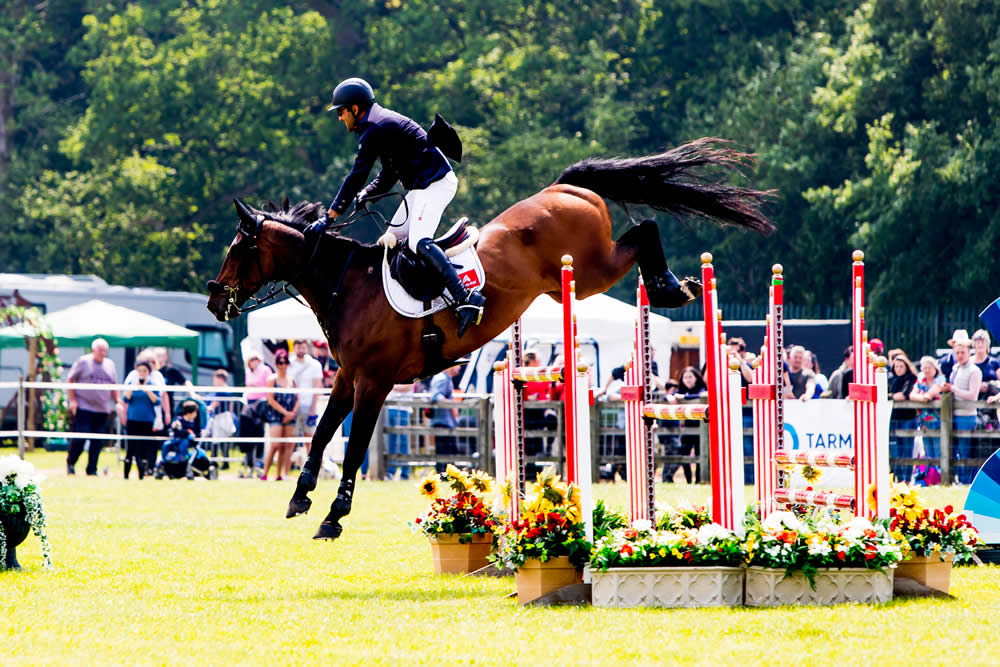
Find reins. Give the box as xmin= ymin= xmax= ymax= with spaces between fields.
xmin=216 ymin=196 xmax=402 ymax=317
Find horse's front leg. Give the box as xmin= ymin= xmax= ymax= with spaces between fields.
xmin=287 ymin=374 xmax=354 ymax=519
xmin=314 ymin=377 xmax=391 ymax=541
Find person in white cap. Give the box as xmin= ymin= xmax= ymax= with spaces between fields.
xmin=942 ymin=330 xmax=981 ymax=484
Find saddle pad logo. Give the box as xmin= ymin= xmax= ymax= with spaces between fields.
xmin=459 ymin=269 xmax=480 ymax=289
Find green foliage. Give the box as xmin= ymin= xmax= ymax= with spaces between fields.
xmin=5 ymin=0 xmax=1000 ymax=312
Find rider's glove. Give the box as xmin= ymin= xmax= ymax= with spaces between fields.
xmin=354 ymin=190 xmax=369 ymax=209
xmin=304 ymin=215 xmax=329 ymax=243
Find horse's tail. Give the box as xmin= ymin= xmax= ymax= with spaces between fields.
xmin=555 ymin=137 xmax=775 ymax=235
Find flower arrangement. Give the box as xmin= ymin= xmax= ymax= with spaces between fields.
xmin=655 ymin=502 xmax=713 ymax=531
xmin=493 ymin=467 xmax=591 ymax=571
xmin=0 ymin=455 xmax=53 ymax=569
xmin=413 ymin=465 xmax=501 ymax=542
xmin=889 ymin=483 xmax=980 ymax=563
xmin=744 ymin=509 xmax=905 ymax=585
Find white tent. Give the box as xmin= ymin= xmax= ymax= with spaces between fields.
xmin=246 ymin=298 xmax=324 ymax=340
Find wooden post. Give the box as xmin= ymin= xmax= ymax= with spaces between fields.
xmin=698 ymin=420 xmax=711 ymax=483
xmin=940 ymin=392 xmax=953 ymax=486
xmin=25 ymin=337 xmax=37 ymax=451
xmin=590 ymin=402 xmax=600 ymax=485
xmin=16 ymin=377 xmax=26 ymax=459
xmin=477 ymin=396 xmax=492 ymax=475
xmin=368 ymin=406 xmax=386 ymax=481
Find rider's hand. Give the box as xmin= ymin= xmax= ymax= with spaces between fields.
xmin=326 ymin=207 xmax=339 ymax=220
xmin=305 ymin=215 xmax=330 ymax=241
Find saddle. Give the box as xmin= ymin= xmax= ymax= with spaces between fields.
xmin=387 ymin=218 xmax=480 ymax=303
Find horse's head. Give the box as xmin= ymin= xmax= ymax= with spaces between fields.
xmin=206 ymin=199 xmax=287 ymax=321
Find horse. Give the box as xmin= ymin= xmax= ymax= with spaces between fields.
xmin=207 ymin=137 xmax=774 ymax=541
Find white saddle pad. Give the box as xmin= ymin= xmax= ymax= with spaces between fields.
xmin=381 ymin=242 xmax=486 ymax=319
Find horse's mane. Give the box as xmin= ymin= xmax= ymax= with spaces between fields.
xmin=251 ymin=198 xmax=380 ymax=255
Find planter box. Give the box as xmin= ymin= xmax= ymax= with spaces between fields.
xmin=744 ymin=566 xmax=893 ymax=607
xmin=896 ymin=553 xmax=953 ymax=594
xmin=515 ymin=556 xmax=582 ymax=605
xmin=428 ymin=533 xmax=493 ymax=575
xmin=592 ymin=566 xmax=744 ymax=608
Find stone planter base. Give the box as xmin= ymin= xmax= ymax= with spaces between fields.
xmin=745 ymin=566 xmax=893 ymax=607
xmin=592 ymin=566 xmax=744 ymax=608
xmin=516 ymin=556 xmax=582 ymax=605
xmin=428 ymin=533 xmax=493 ymax=575
xmin=896 ymin=553 xmax=953 ymax=594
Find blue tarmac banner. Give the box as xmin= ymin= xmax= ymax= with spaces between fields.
xmin=980 ymin=297 xmax=1000 ymax=342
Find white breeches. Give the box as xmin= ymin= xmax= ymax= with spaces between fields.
xmin=389 ymin=170 xmax=459 ymax=252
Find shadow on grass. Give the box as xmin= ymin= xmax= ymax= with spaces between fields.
xmin=214 ymin=585 xmax=508 ymax=604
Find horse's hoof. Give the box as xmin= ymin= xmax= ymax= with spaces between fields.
xmin=645 ymin=274 xmax=702 ymax=308
xmin=286 ymin=495 xmax=312 ymax=519
xmin=681 ymin=277 xmax=703 ymax=301
xmin=313 ymin=520 xmax=343 ymax=541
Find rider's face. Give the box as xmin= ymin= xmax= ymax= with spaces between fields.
xmin=338 ymin=105 xmax=357 ymax=132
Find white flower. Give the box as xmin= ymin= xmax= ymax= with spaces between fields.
xmin=631 ymin=519 xmax=653 ymax=533
xmin=762 ymin=510 xmax=803 ymax=533
xmin=806 ymin=536 xmax=832 ymax=556
xmin=655 ymin=530 xmax=680 ymax=546
xmin=696 ymin=523 xmax=733 ymax=544
xmin=843 ymin=516 xmax=874 ymax=540
xmin=0 ymin=455 xmax=35 ymax=484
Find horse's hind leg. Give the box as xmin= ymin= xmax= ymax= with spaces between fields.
xmin=287 ymin=376 xmax=354 ymax=519
xmin=314 ymin=377 xmax=391 ymax=541
xmin=616 ymin=219 xmax=703 ymax=308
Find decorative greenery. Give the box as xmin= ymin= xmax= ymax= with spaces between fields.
xmin=744 ymin=509 xmax=905 ymax=587
xmin=890 ymin=482 xmax=980 ymax=564
xmin=493 ymin=467 xmax=591 ymax=571
xmin=592 ymin=499 xmax=628 ymax=542
xmin=412 ymin=465 xmax=501 ymax=542
xmin=0 ymin=455 xmax=53 ymax=569
xmin=0 ymin=306 xmax=69 ymax=437
xmin=655 ymin=502 xmax=714 ymax=532
xmin=592 ymin=504 xmax=743 ymax=570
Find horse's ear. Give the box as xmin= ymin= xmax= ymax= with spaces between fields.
xmin=234 ymin=198 xmax=259 ymax=238
xmin=266 ymin=200 xmax=278 ymax=212
xmin=282 ymin=196 xmax=290 ymax=210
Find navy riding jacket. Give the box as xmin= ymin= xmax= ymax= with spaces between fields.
xmin=330 ymin=103 xmax=452 ymax=215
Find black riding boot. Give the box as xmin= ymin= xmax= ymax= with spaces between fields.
xmin=415 ymin=238 xmax=485 ymax=338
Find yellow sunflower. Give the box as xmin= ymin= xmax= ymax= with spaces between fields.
xmin=418 ymin=476 xmax=439 ymax=499
xmin=445 ymin=464 xmax=470 ymax=492
xmin=801 ymin=465 xmax=822 ymax=484
xmin=469 ymin=469 xmax=494 ymax=494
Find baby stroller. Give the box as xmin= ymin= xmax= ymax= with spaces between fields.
xmin=154 ymin=398 xmax=218 ymax=480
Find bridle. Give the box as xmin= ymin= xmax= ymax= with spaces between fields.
xmin=207 ymin=197 xmax=398 ymax=319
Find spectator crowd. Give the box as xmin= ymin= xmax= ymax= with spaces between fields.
xmin=53 ymin=324 xmax=1000 ymax=488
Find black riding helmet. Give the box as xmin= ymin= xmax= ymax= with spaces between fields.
xmin=327 ymin=77 xmax=375 ymax=112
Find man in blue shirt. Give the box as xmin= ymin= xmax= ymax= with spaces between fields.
xmin=314 ymin=77 xmax=485 ymax=338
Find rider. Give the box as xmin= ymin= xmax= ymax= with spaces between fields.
xmin=312 ymin=77 xmax=485 ymax=338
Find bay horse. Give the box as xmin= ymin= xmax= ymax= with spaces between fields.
xmin=207 ymin=137 xmax=774 ymax=541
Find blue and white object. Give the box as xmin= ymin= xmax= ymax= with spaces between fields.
xmin=964 ymin=448 xmax=1000 ymax=545
xmin=980 ymin=297 xmax=1000 ymax=342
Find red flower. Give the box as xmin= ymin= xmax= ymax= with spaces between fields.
xmin=944 ymin=505 xmax=954 ymax=515
xmin=837 ymin=551 xmax=846 ymax=561
xmin=624 ymin=529 xmax=638 ymax=540
xmin=619 ymin=544 xmax=634 ymax=556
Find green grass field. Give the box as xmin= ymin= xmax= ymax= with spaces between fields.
xmin=3 ymin=450 xmax=998 ymax=666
